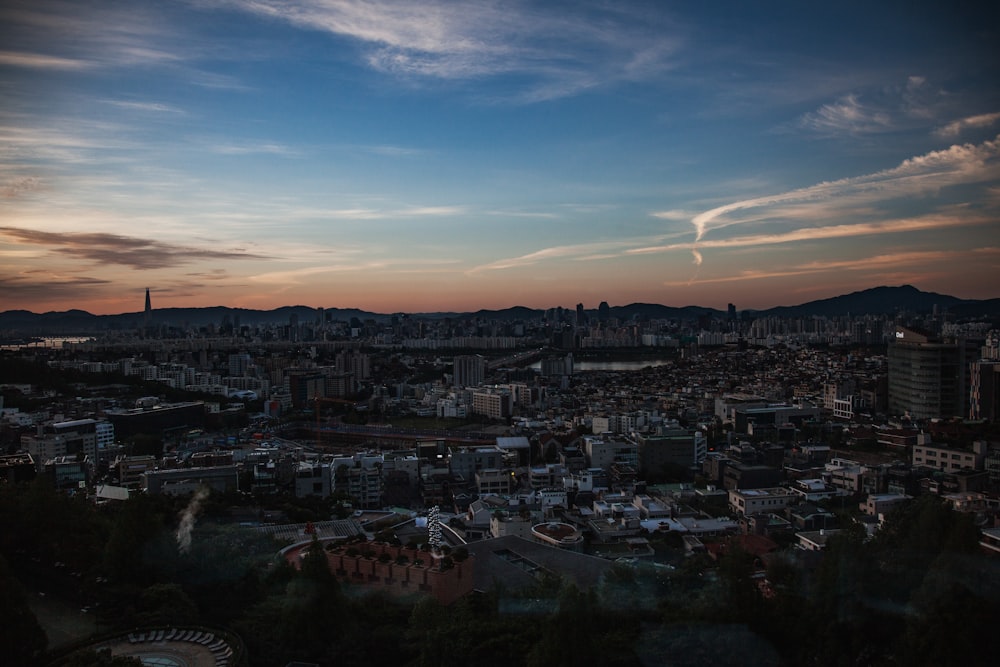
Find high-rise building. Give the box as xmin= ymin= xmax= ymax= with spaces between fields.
xmin=453 ymin=355 xmax=487 ymax=388
xmin=888 ymin=326 xmax=970 ymax=420
xmin=969 ymin=361 xmax=1000 ymax=421
xmin=143 ymin=287 xmax=151 ymax=333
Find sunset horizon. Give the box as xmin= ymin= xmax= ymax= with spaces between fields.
xmin=2 ymin=2 xmax=998 ymax=316
xmin=3 ymin=282 xmax=994 ymax=319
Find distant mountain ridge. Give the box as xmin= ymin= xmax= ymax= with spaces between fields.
xmin=1 ymin=285 xmax=997 ymax=335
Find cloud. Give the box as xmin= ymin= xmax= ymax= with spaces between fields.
xmin=249 ymin=263 xmax=388 ymax=285
xmin=662 ymin=248 xmax=1000 ymax=287
xmin=0 ymin=273 xmax=112 ymax=300
xmin=935 ymin=112 xmax=1000 ymax=138
xmin=689 ymin=134 xmax=1000 ymax=242
xmin=795 ymin=76 xmax=953 ymax=137
xmin=400 ymin=206 xmax=465 ymax=216
xmin=0 ymin=227 xmax=270 ymax=270
xmin=0 ymin=120 xmax=140 ymax=165
xmin=484 ymin=210 xmax=558 ymax=219
xmin=798 ymin=93 xmax=893 ymax=135
xmin=282 ymin=205 xmax=465 ymax=221
xmin=651 ymin=209 xmax=693 ymax=221
xmin=104 ymin=100 xmax=185 ymax=114
xmin=216 ymin=0 xmax=679 ymax=101
xmin=183 ymin=269 xmax=232 ymax=282
xmin=208 ymin=142 xmax=299 ymax=156
xmin=0 ymin=50 xmax=91 ymax=70
xmin=467 ymin=238 xmax=638 ymax=273
xmin=2 ymin=176 xmax=43 ymax=198
xmin=636 ymin=213 xmax=993 ymax=256
xmin=363 ymin=144 xmax=425 ymax=157
xmin=0 ymin=2 xmax=189 ymax=70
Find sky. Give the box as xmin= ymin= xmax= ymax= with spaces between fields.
xmin=1 ymin=1 xmax=999 ymax=316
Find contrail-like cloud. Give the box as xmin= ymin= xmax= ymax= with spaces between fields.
xmin=176 ymin=486 xmax=210 ymax=554
xmin=689 ymin=134 xmax=1000 ymax=243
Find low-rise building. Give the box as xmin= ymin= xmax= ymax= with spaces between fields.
xmin=476 ymin=468 xmax=513 ymax=496
xmin=860 ymin=493 xmax=910 ymax=519
xmin=797 ymin=528 xmax=841 ymax=551
xmin=912 ymin=441 xmax=988 ymax=473
xmin=295 ymin=461 xmax=332 ymax=498
xmin=729 ymin=486 xmax=796 ymax=516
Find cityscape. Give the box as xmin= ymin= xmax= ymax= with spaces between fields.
xmin=3 ymin=1 xmax=1000 ymax=666
xmin=2 ymin=283 xmax=1000 ymax=666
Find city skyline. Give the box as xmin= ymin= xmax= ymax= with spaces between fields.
xmin=2 ymin=1 xmax=999 ymax=315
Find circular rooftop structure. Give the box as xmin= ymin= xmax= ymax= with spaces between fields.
xmin=531 ymin=522 xmax=584 ymax=549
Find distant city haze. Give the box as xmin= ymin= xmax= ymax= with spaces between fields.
xmin=1 ymin=2 xmax=998 ymax=315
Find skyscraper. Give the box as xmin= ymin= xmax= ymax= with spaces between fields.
xmin=143 ymin=287 xmax=151 ymax=333
xmin=888 ymin=326 xmax=970 ymax=420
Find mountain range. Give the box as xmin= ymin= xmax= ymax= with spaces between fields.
xmin=1 ymin=285 xmax=998 ymax=336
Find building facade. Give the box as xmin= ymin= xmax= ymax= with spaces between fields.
xmin=888 ymin=326 xmax=970 ymax=419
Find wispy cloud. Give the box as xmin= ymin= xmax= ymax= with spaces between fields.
xmin=935 ymin=112 xmax=1000 ymax=138
xmin=270 ymin=205 xmax=466 ymax=221
xmin=208 ymin=141 xmax=299 ymax=156
xmin=0 ymin=50 xmax=91 ymax=70
xmin=248 ymin=263 xmax=389 ymax=285
xmin=795 ymin=76 xmax=951 ymax=137
xmin=2 ymin=176 xmax=43 ymax=199
xmin=642 ymin=213 xmax=992 ymax=256
xmin=400 ymin=206 xmax=465 ymax=217
xmin=104 ymin=100 xmax=185 ymax=114
xmin=467 ymin=238 xmax=638 ymax=273
xmin=0 ymin=2 xmax=189 ymax=69
xmin=0 ymin=227 xmax=270 ymax=270
xmin=663 ymin=248 xmax=1000 ymax=286
xmin=0 ymin=120 xmax=141 ymax=165
xmin=363 ymin=144 xmax=425 ymax=157
xmin=216 ymin=0 xmax=680 ymax=102
xmin=798 ymin=93 xmax=893 ymax=135
xmin=650 ymin=209 xmax=693 ymax=221
xmin=689 ymin=134 xmax=1000 ymax=242
xmin=484 ymin=210 xmax=559 ymax=219
xmin=0 ymin=273 xmax=112 ymax=300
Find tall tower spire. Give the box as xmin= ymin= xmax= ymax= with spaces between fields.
xmin=143 ymin=287 xmax=151 ymax=332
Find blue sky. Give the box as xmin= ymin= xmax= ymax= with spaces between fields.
xmin=2 ymin=1 xmax=998 ymax=315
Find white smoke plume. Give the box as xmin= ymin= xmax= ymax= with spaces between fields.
xmin=176 ymin=486 xmax=210 ymax=554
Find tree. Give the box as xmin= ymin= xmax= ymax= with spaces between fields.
xmin=527 ymin=583 xmax=640 ymax=667
xmin=103 ymin=493 xmax=174 ymax=586
xmin=898 ymin=553 xmax=1000 ymax=667
xmin=236 ymin=536 xmax=349 ymax=664
xmin=135 ymin=583 xmax=199 ymax=627
xmin=0 ymin=554 xmax=47 ymax=667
